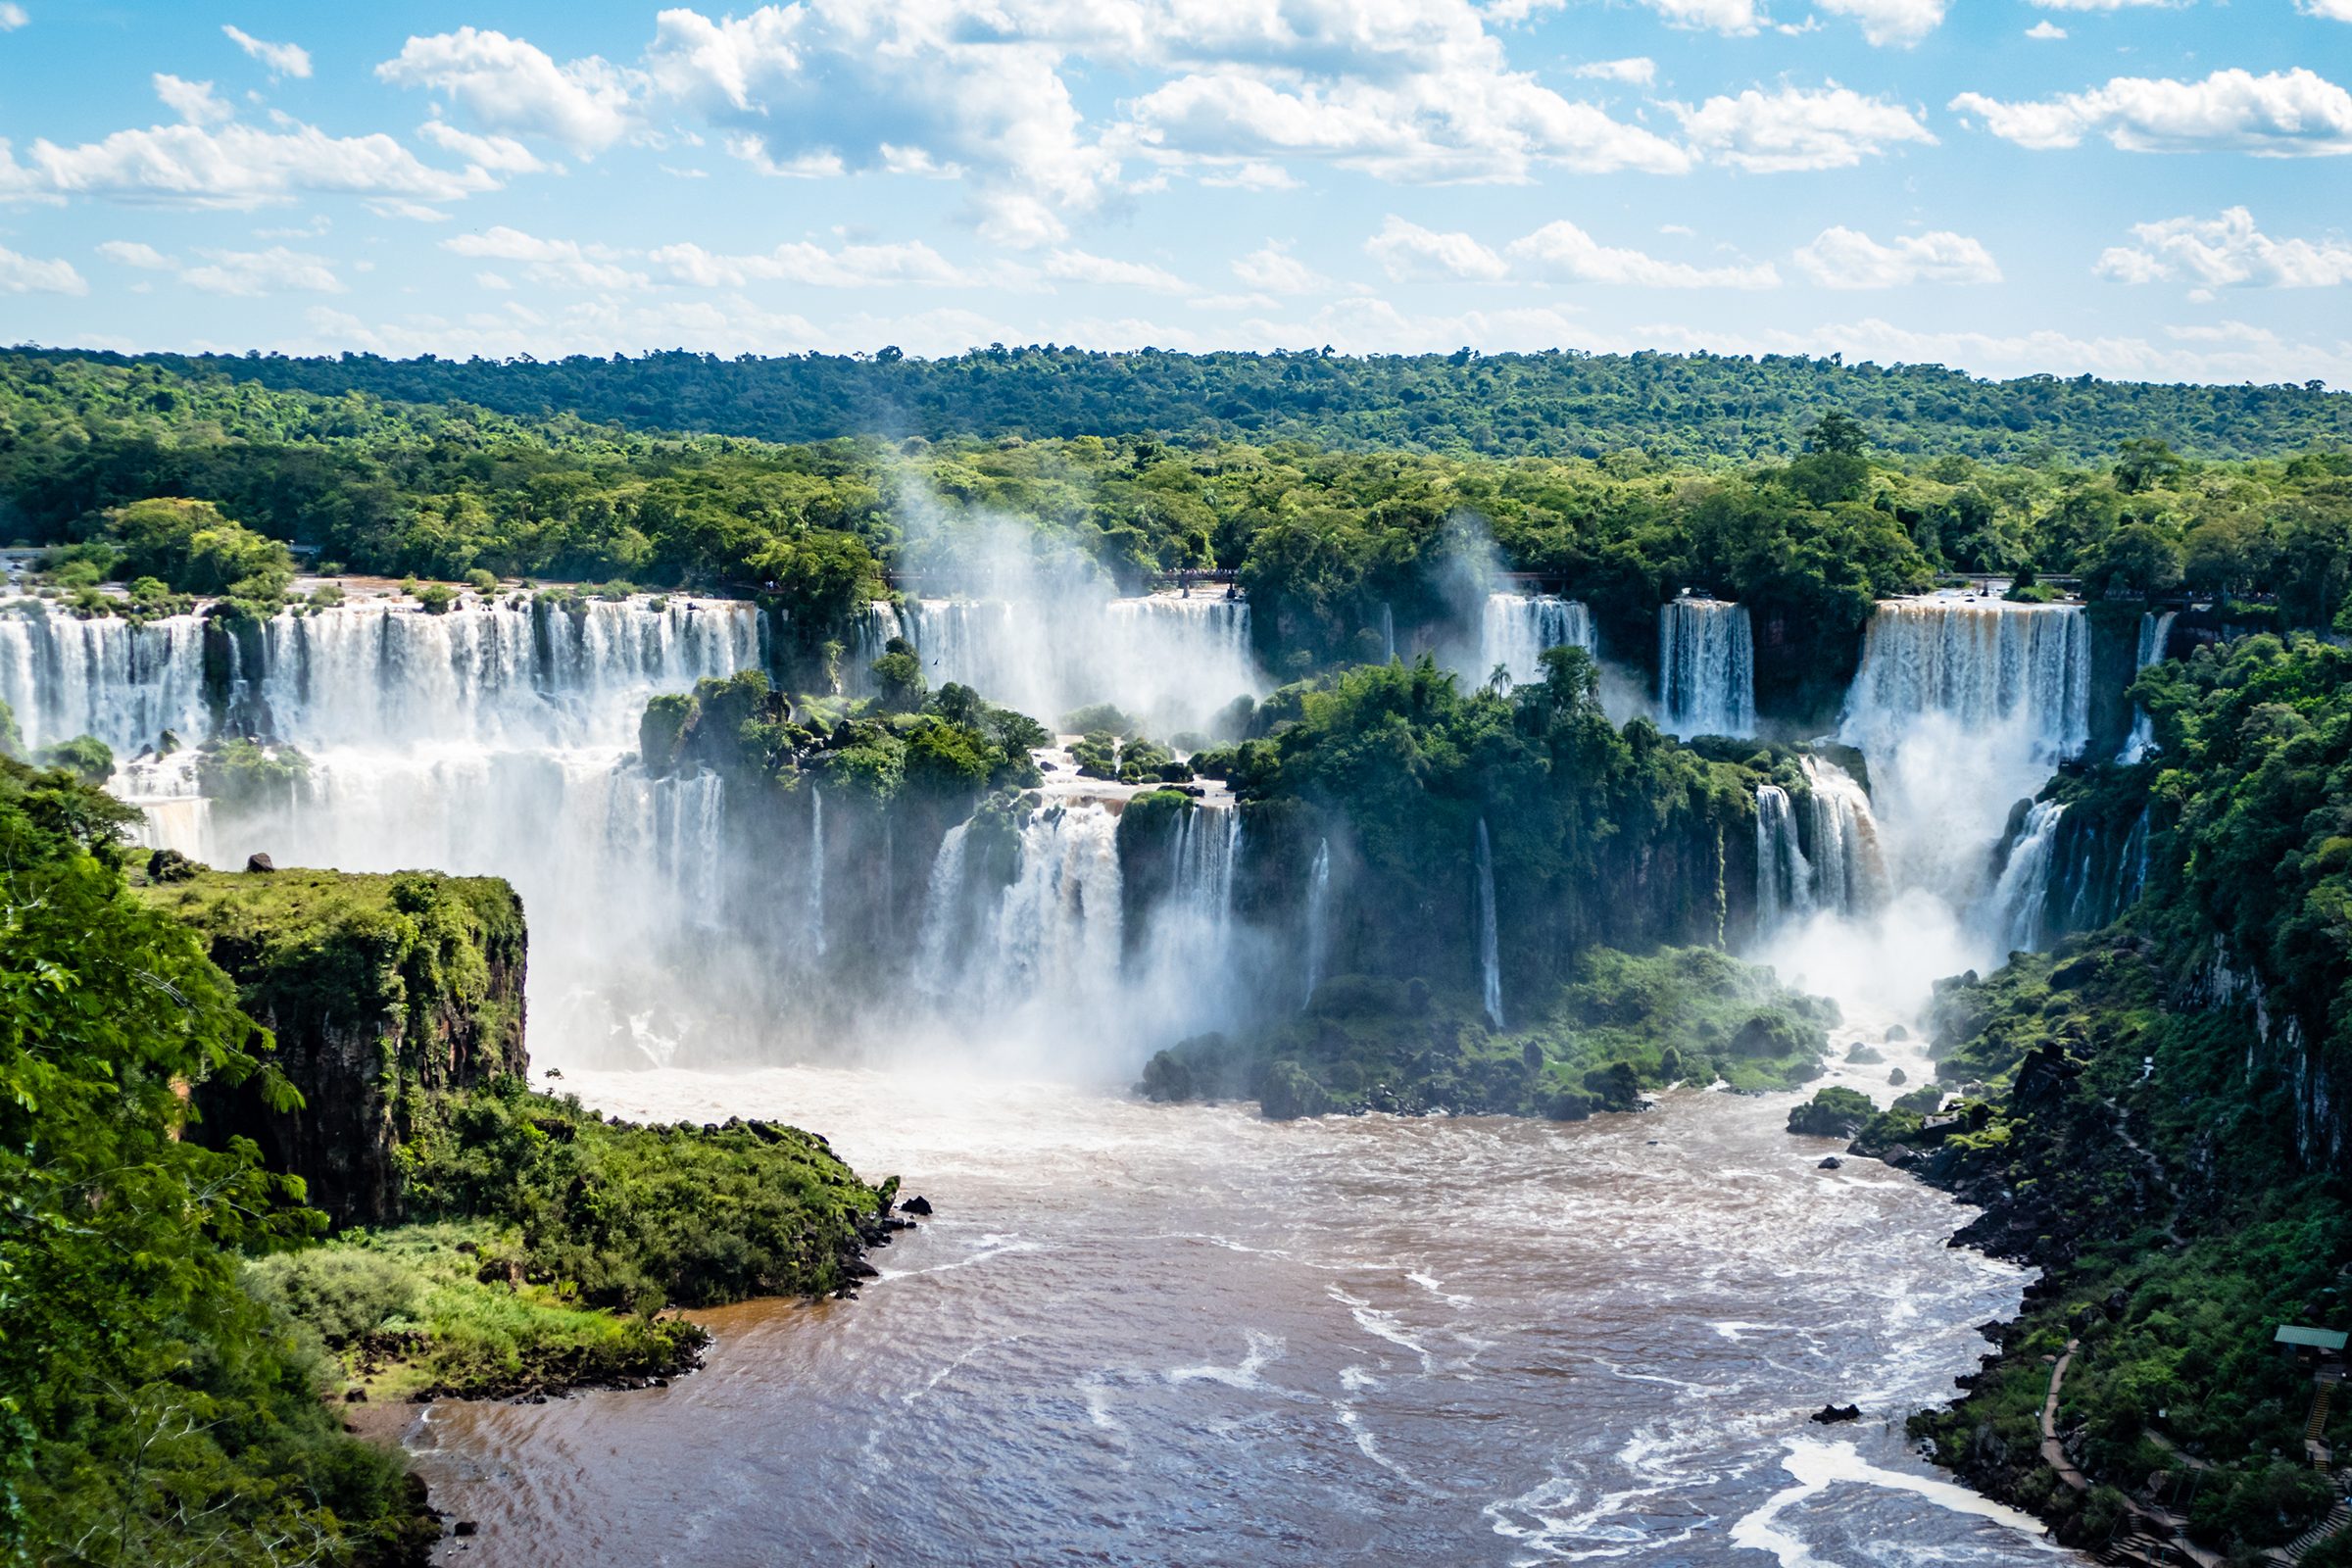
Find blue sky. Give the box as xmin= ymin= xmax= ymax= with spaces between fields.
xmin=1 ymin=1 xmax=2348 ymax=383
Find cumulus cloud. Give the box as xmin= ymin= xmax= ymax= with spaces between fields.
xmin=417 ymin=121 xmax=554 ymax=175
xmin=221 ymin=24 xmax=312 ymax=78
xmin=153 ymin=74 xmax=233 ymax=127
xmin=648 ymin=238 xmax=966 ymax=288
xmin=2026 ymin=0 xmax=2180 ymax=9
xmin=1950 ymin=69 xmax=2352 ymax=155
xmin=0 ymin=120 xmax=499 ymax=208
xmin=2026 ymin=21 xmax=2069 ymax=37
xmin=178 ymin=246 xmax=343 ymax=296
xmin=1637 ymin=0 xmax=1764 ymax=34
xmin=0 ymin=5 xmax=25 ymax=31
xmin=1571 ymin=58 xmax=1656 ymax=85
xmin=96 ymin=239 xmax=172 ymax=269
xmin=1364 ymin=214 xmax=1774 ymax=287
xmin=441 ymin=225 xmax=646 ymax=289
xmin=1794 ymin=225 xmax=2002 ymax=286
xmin=2095 ymin=207 xmax=2352 ymax=287
xmin=376 ymin=27 xmax=640 ymax=156
xmin=0 ymin=243 xmax=83 ymax=293
xmin=1364 ymin=215 xmax=1508 ymax=280
xmin=1232 ymin=241 xmax=1327 ymax=294
xmin=2300 ymin=0 xmax=2352 ymax=19
xmin=1045 ymin=249 xmax=1191 ymax=292
xmin=1672 ymin=84 xmax=1936 ymax=172
xmin=1814 ymin=0 xmax=1948 ymax=46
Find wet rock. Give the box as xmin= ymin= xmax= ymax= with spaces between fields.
xmin=1817 ymin=1156 xmax=1843 ymax=1170
xmin=244 ymin=852 xmax=276 ymax=873
xmin=1886 ymin=1024 xmax=1910 ymax=1043
xmin=1888 ymin=1068 xmax=1907 ymax=1086
xmin=1810 ymin=1403 xmax=1862 ymax=1424
xmin=453 ymin=1521 xmax=478 ymax=1539
xmin=899 ymin=1195 xmax=933 ymax=1215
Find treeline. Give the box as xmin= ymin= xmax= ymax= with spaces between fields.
xmin=30 ymin=344 xmax=2352 ymax=465
xmin=6 ymin=353 xmax=2351 ymax=706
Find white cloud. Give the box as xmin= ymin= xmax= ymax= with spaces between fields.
xmin=1673 ymin=84 xmax=1936 ymax=172
xmin=1794 ymin=225 xmax=2002 ymax=286
xmin=376 ymin=27 xmax=640 ymax=156
xmin=1364 ymin=216 xmax=1508 ymax=280
xmin=1950 ymin=69 xmax=2352 ymax=155
xmin=418 ymin=121 xmax=553 ymax=175
xmin=368 ymin=199 xmax=452 ymax=221
xmin=1232 ymin=240 xmax=1327 ymax=294
xmin=0 ymin=5 xmax=27 ymax=30
xmin=153 ymin=74 xmax=234 ymax=127
xmin=441 ymin=225 xmax=646 ymax=289
xmin=2027 ymin=0 xmax=2180 ymax=9
xmin=1571 ymin=58 xmax=1656 ymax=85
xmin=2300 ymin=0 xmax=2352 ymax=19
xmin=2026 ymin=21 xmax=2069 ymax=37
xmin=1815 ymin=0 xmax=1948 ymax=46
xmin=1045 ymin=248 xmax=1191 ymax=292
xmin=96 ymin=239 xmax=172 ymax=269
xmin=221 ymin=24 xmax=312 ymax=79
xmin=1198 ymin=161 xmax=1299 ymax=189
xmin=1505 ymin=220 xmax=1778 ymax=287
xmin=648 ymin=238 xmax=966 ymax=288
xmin=1364 ymin=214 xmax=1772 ymax=287
xmin=2095 ymin=207 xmax=2352 ymax=287
xmin=1638 ymin=0 xmax=1763 ymax=35
xmin=0 ymin=243 xmax=83 ymax=293
xmin=178 ymin=246 xmax=343 ymax=296
xmin=0 ymin=120 xmax=499 ymax=208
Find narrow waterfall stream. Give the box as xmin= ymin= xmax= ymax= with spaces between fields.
xmin=1657 ymin=598 xmax=1755 ymax=739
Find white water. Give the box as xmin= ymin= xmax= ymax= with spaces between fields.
xmin=0 ymin=603 xmax=210 ymax=755
xmin=1475 ymin=817 xmax=1503 ymax=1029
xmin=1657 ymin=598 xmax=1754 ymax=739
xmin=1478 ymin=594 xmax=1594 ymax=690
xmin=859 ymin=592 xmax=1262 ymax=736
xmin=1302 ymin=837 xmax=1333 ymax=1004
xmin=2118 ymin=610 xmax=2178 ymax=763
xmin=1984 ymin=800 xmax=2067 ymax=956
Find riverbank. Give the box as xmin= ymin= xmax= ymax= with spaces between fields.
xmin=394 ymin=1062 xmax=2070 ymax=1567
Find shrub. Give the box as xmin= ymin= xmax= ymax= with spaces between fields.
xmin=414 ymin=583 xmax=458 ymax=614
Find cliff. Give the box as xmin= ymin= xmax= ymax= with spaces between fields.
xmin=139 ymin=864 xmax=527 ymax=1227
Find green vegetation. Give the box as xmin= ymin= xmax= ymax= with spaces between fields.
xmin=55 ymin=345 xmax=2352 ymax=463
xmin=1813 ymin=632 xmax=2352 ymax=1559
xmin=1145 ymin=945 xmax=1833 ymax=1119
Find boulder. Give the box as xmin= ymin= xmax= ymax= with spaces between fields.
xmin=1817 ymin=1156 xmax=1843 ymax=1170
xmin=899 ymin=1195 xmax=933 ymax=1216
xmin=146 ymin=847 xmax=199 ymax=883
xmin=1809 ymin=1403 xmax=1862 ymax=1425
xmin=245 ymin=852 xmax=276 ymax=873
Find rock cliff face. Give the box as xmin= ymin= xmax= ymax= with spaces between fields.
xmin=139 ymin=866 xmax=526 ymax=1226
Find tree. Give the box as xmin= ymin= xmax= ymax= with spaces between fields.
xmin=1803 ymin=411 xmax=1868 ymax=456
xmin=2112 ymin=438 xmax=2186 ymax=494
xmin=2082 ymin=522 xmax=2182 ymax=598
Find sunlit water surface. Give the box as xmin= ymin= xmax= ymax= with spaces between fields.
xmin=404 ymin=1056 xmax=2079 ymax=1568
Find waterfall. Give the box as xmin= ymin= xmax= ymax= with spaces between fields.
xmin=0 ymin=603 xmax=211 ymax=755
xmin=1302 ymin=837 xmax=1332 ymax=1004
xmin=1985 ymin=801 xmax=2067 ymax=954
xmin=1657 ymin=599 xmax=1755 ymax=738
xmin=1480 ymin=594 xmax=1595 ymax=689
xmin=1380 ymin=604 xmax=1396 ymax=663
xmin=884 ymin=592 xmax=1262 ymax=734
xmin=806 ymin=786 xmax=827 ymax=959
xmin=1798 ymin=757 xmax=1886 ymax=915
xmin=1475 ymin=818 xmax=1503 ymax=1030
xmin=2118 ymin=610 xmax=2178 ymax=763
xmin=1755 ymin=785 xmax=1811 ymax=932
xmin=974 ymin=805 xmax=1126 ymax=1037
xmin=911 ymin=822 xmax=971 ymax=999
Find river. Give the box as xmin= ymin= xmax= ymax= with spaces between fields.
xmin=402 ymin=1055 xmax=2070 ymax=1567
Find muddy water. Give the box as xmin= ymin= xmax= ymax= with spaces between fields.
xmin=408 ymin=1067 xmax=2073 ymax=1567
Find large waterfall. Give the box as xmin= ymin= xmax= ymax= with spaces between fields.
xmin=0 ymin=604 xmax=211 ymax=755
xmin=1479 ymin=594 xmax=1594 ymax=689
xmin=1657 ymin=598 xmax=1754 ymax=739
xmin=2118 ymin=610 xmax=2178 ymax=763
xmin=858 ymin=592 xmax=1262 ymax=735
xmin=1984 ymin=800 xmax=2067 ymax=955
xmin=1753 ymin=758 xmax=1886 ymax=939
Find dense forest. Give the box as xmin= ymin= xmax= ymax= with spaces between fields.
xmin=30 ymin=346 xmax=2351 ymax=466
xmin=7 ymin=353 xmax=2351 ymax=710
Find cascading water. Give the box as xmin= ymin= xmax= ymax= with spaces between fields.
xmin=806 ymin=786 xmax=827 ymax=960
xmin=973 ymin=804 xmax=1127 ymax=1047
xmin=1657 ymin=598 xmax=1755 ymax=739
xmin=874 ymin=592 xmax=1261 ymax=735
xmin=1475 ymin=818 xmax=1503 ymax=1029
xmin=0 ymin=603 xmax=210 ymax=755
xmin=1755 ymin=785 xmax=1812 ymax=932
xmin=1984 ymin=801 xmax=2067 ymax=955
xmin=1302 ymin=837 xmax=1332 ymax=1004
xmin=1380 ymin=604 xmax=1396 ymax=663
xmin=2118 ymin=610 xmax=2178 ymax=763
xmin=1480 ymin=594 xmax=1594 ymax=689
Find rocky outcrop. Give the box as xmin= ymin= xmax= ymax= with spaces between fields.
xmin=141 ymin=867 xmax=526 ymax=1227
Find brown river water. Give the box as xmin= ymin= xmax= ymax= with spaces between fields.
xmin=404 ymin=1062 xmax=2075 ymax=1567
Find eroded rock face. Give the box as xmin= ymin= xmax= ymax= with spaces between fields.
xmin=149 ymin=868 xmax=527 ymax=1227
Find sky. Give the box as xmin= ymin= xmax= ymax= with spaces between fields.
xmin=0 ymin=2 xmax=2348 ymax=385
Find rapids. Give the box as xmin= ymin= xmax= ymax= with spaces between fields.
xmin=399 ymin=1056 xmax=2064 ymax=1567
